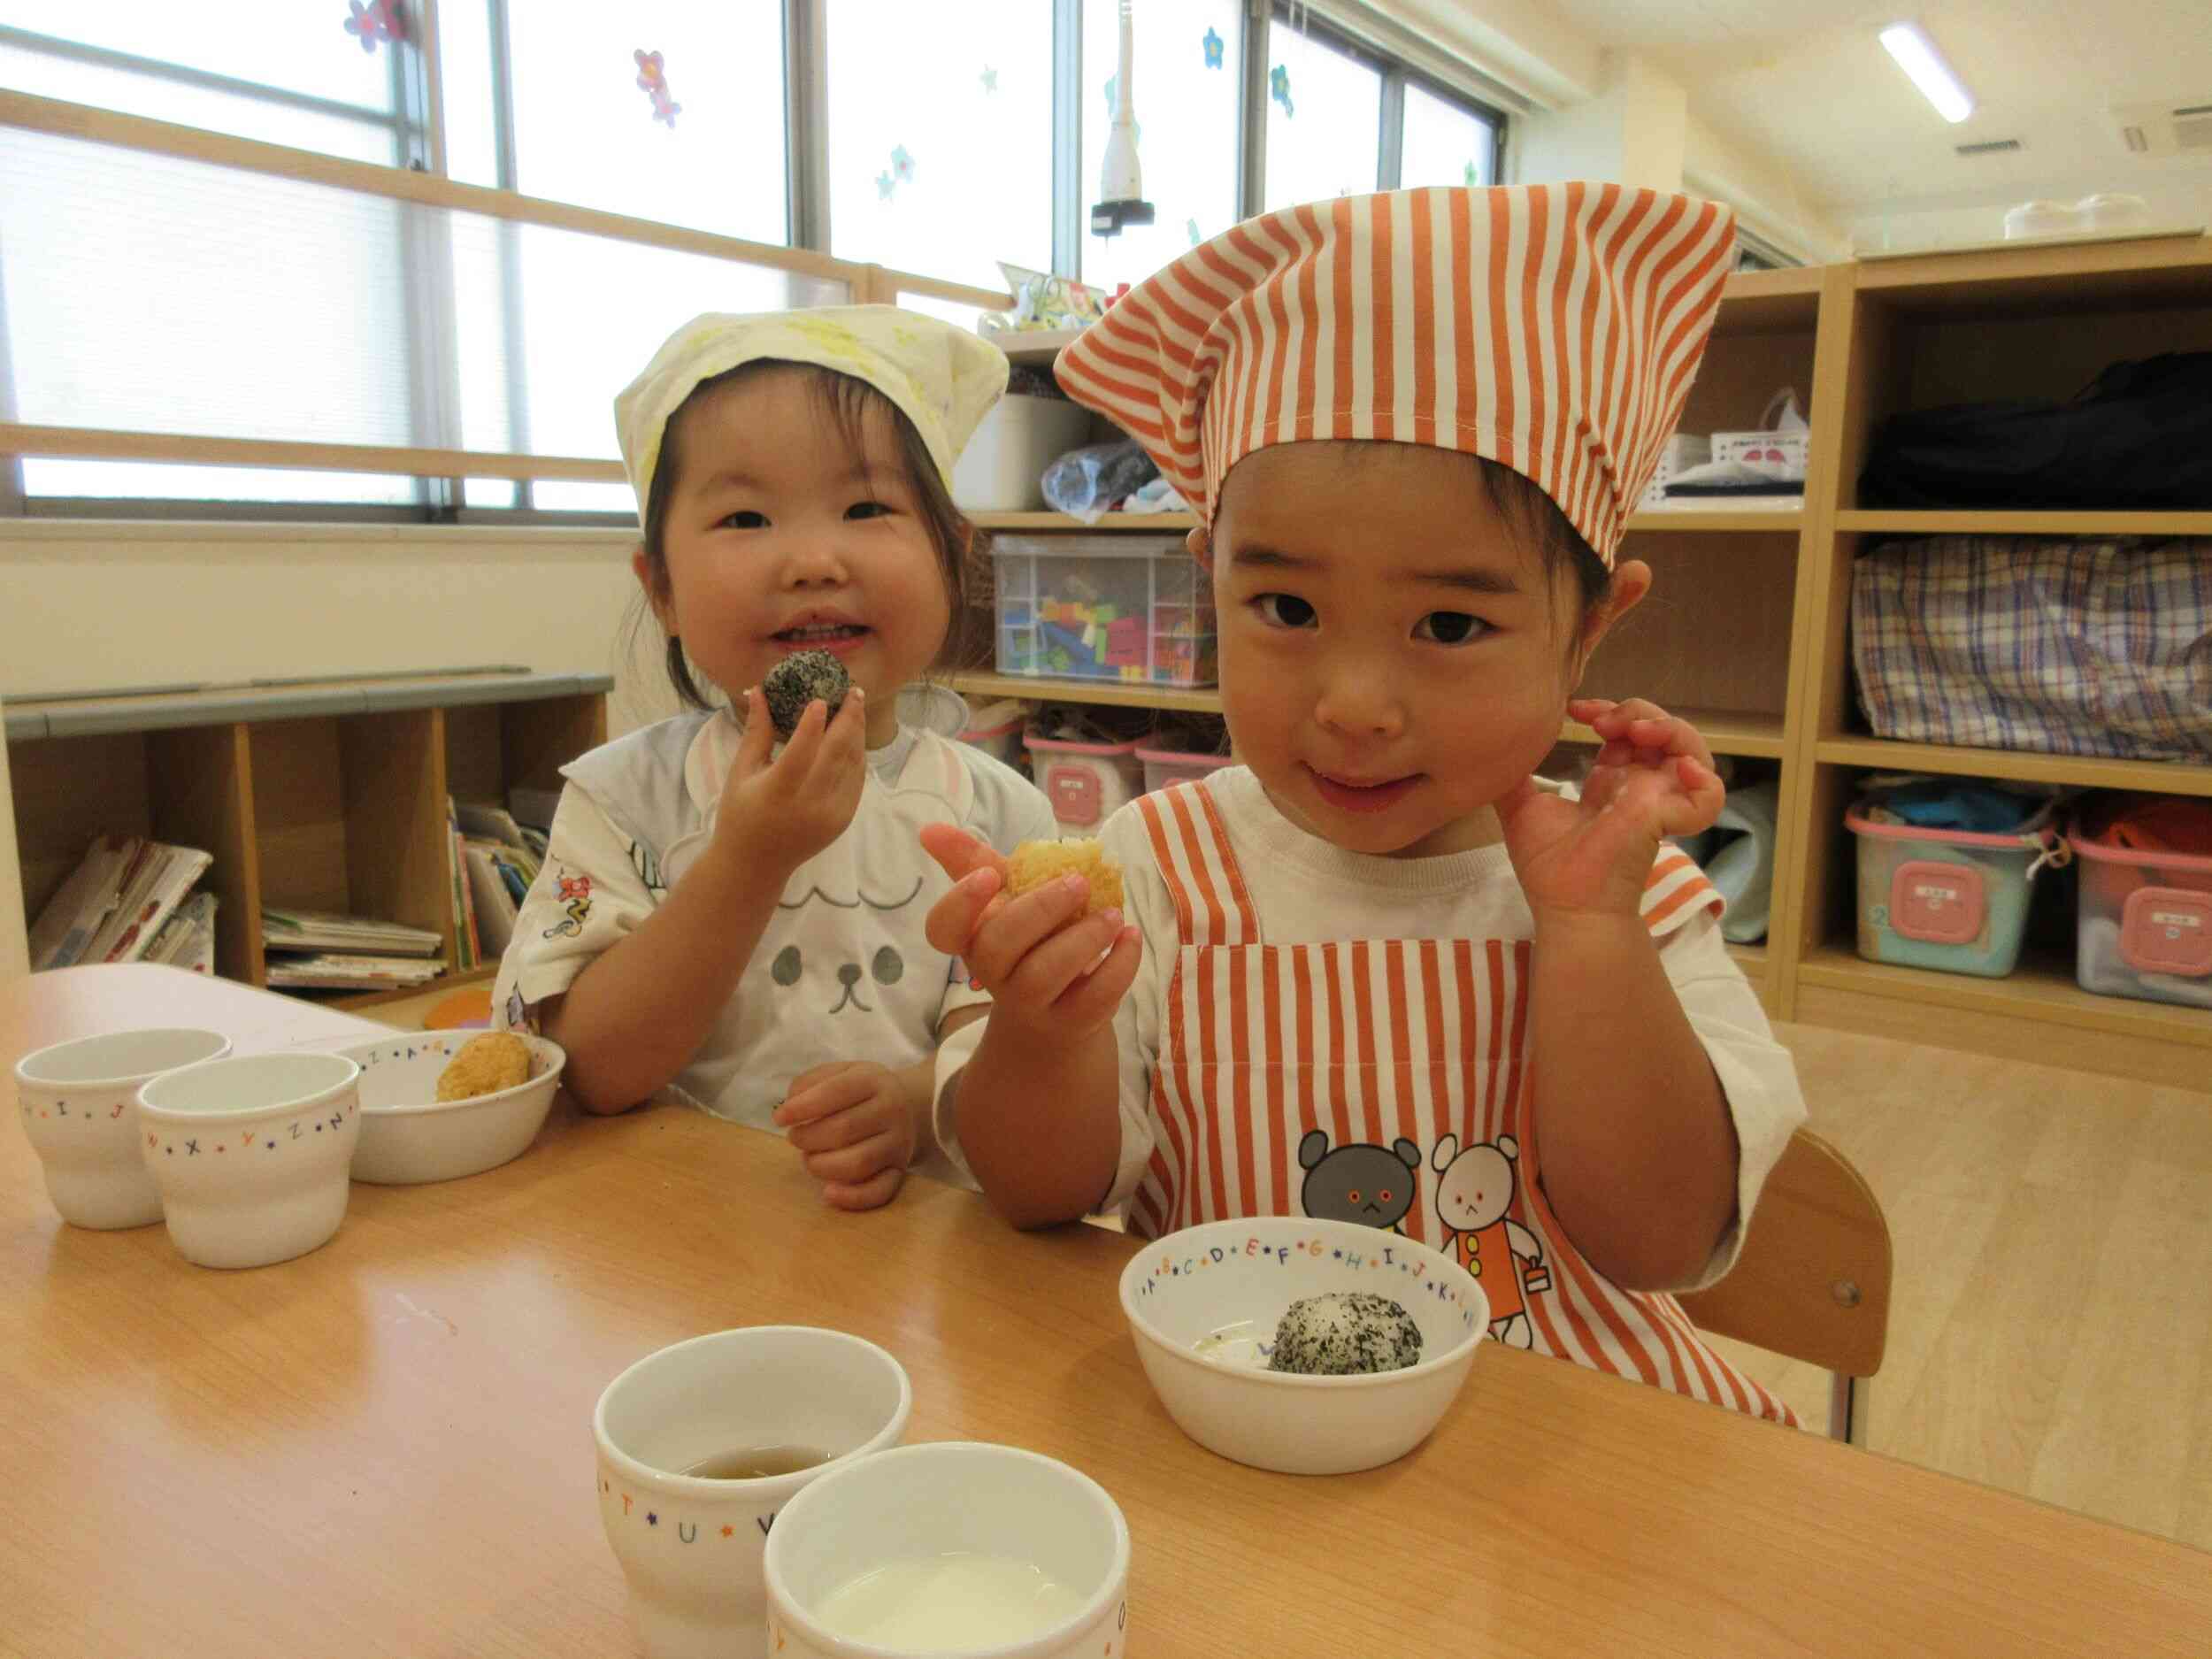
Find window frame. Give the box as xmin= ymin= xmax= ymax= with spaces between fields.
xmin=0 ymin=0 xmax=1514 ymax=524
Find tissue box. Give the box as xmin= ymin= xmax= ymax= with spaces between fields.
xmin=1711 ymin=427 xmax=1809 ymax=481
xmin=1638 ymin=434 xmax=1711 ymax=511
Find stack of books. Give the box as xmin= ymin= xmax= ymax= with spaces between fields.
xmin=261 ymin=907 xmax=446 ymax=992
xmin=29 ymin=834 xmax=213 ymax=972
xmin=449 ymin=799 xmax=546 ymax=960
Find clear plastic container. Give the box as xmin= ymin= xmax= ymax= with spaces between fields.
xmin=1136 ymin=741 xmax=1236 ymax=795
xmin=1022 ymin=731 xmax=1145 ymax=833
xmin=993 ymin=535 xmax=1217 ymax=687
xmin=2069 ymin=830 xmax=2212 ymax=1009
xmin=1846 ymin=805 xmax=2065 ymax=978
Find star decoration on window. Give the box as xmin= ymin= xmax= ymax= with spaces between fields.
xmin=980 ymin=65 xmax=998 ymax=93
xmin=1202 ymin=27 xmax=1225 ymax=69
xmin=890 ymin=145 xmax=915 ymax=183
xmin=1270 ymin=64 xmax=1294 ymax=119
xmin=1464 ymin=160 xmax=1479 ymax=187
xmin=1187 ymin=217 xmax=1202 ymax=246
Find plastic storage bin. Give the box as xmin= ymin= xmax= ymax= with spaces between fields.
xmin=2069 ymin=830 xmax=2212 ymax=1010
xmin=1023 ymin=731 xmax=1144 ymax=834
xmin=1137 ymin=741 xmax=1236 ymax=795
xmin=956 ymin=698 xmax=1031 ymax=769
xmin=1846 ymin=805 xmax=2064 ymax=978
xmin=993 ymin=535 xmax=1217 ymax=687
xmin=950 ymin=395 xmax=1094 ymax=511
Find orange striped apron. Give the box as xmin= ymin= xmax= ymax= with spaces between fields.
xmin=1130 ymin=783 xmax=1794 ymax=1425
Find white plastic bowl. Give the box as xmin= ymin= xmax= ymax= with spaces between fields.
xmin=1118 ymin=1217 xmax=1488 ymax=1475
xmin=336 ymin=1031 xmax=565 ymax=1185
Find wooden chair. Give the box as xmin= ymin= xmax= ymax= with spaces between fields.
xmin=1678 ymin=1128 xmax=1892 ymax=1446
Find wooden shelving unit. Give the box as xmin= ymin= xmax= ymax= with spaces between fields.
xmin=964 ymin=251 xmax=2212 ymax=1075
xmin=6 ymin=671 xmax=609 ymax=1011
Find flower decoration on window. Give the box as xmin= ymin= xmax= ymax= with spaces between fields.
xmin=1202 ymin=27 xmax=1225 ymax=69
xmin=1270 ymin=64 xmax=1294 ymax=118
xmin=980 ymin=65 xmax=999 ymax=93
xmin=876 ymin=170 xmax=896 ymax=200
xmin=1463 ymin=160 xmax=1479 ymax=187
xmin=342 ymin=0 xmax=406 ymax=54
xmin=634 ymin=50 xmax=682 ymax=128
xmin=890 ymin=145 xmax=915 ymax=184
xmin=1187 ymin=217 xmax=1202 ymax=246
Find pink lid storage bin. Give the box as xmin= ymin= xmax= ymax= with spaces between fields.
xmin=1023 ymin=732 xmax=1145 ymax=833
xmin=1845 ymin=805 xmax=2065 ymax=979
xmin=1136 ymin=741 xmax=1236 ymax=795
xmin=2069 ymin=829 xmax=2212 ymax=1010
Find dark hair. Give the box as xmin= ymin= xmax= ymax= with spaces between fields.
xmin=1473 ymin=458 xmax=1613 ymax=623
xmin=630 ymin=361 xmax=982 ymax=712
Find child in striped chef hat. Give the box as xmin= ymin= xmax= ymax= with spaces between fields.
xmin=926 ymin=187 xmax=1807 ymax=1419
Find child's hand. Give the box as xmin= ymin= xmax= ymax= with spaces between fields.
xmin=773 ymin=1059 xmax=916 ymax=1210
xmin=920 ymin=825 xmax=1141 ymax=1048
xmin=1499 ymin=698 xmax=1725 ymax=922
xmin=715 ymin=685 xmax=867 ymax=874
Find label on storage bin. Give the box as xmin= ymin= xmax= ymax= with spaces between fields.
xmin=1045 ymin=764 xmax=1103 ymax=828
xmin=2120 ymin=887 xmax=2212 ymax=977
xmin=1889 ymin=860 xmax=1985 ymax=946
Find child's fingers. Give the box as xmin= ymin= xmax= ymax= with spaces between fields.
xmin=734 ymin=687 xmax=776 ymax=775
xmin=820 ymin=1168 xmax=904 ymax=1211
xmin=1000 ymin=907 xmax=1131 ymax=1010
xmin=803 ymin=1129 xmax=904 ymax=1188
xmin=1567 ymin=696 xmax=1618 ymax=726
xmin=1052 ymin=925 xmax=1143 ymax=1028
xmin=1655 ymin=755 xmax=1726 ymax=836
xmin=774 ymin=1068 xmax=880 ymax=1134
xmin=964 ymin=875 xmax=1097 ymax=986
xmin=766 ymin=695 xmax=831 ymax=775
xmin=924 ymin=864 xmax=1004 ymax=957
xmin=920 ymin=823 xmax=1006 ymax=886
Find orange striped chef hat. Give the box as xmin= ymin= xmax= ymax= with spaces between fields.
xmin=1054 ymin=184 xmax=1736 ymax=566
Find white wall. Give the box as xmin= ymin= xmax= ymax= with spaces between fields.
xmin=1513 ymin=55 xmax=1686 ymax=196
xmin=3 ymin=522 xmax=685 ymax=949
xmin=4 ymin=522 xmax=676 ymax=734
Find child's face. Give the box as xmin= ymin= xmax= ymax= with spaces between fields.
xmin=1203 ymin=442 xmax=1643 ymax=859
xmin=637 ymin=367 xmax=951 ymax=746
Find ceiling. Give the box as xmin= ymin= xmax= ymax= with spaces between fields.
xmin=1533 ymin=0 xmax=2212 ymax=247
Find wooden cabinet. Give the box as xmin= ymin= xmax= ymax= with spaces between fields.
xmin=6 ymin=672 xmax=608 ymax=1010
xmin=960 ymin=249 xmax=2212 ymax=1083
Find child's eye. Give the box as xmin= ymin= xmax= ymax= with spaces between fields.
xmin=844 ymin=501 xmax=893 ymax=521
xmin=722 ymin=510 xmax=770 ymax=530
xmin=1414 ymin=611 xmax=1489 ymax=645
xmin=1253 ymin=594 xmax=1317 ymax=629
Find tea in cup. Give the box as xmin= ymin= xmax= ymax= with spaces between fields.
xmin=592 ymin=1326 xmax=911 ymax=1659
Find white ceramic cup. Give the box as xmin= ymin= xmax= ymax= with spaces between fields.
xmin=136 ymin=1051 xmax=362 ymax=1269
xmin=763 ymin=1442 xmax=1131 ymax=1659
xmin=593 ymin=1326 xmax=913 ymax=1659
xmin=13 ymin=1027 xmax=232 ymax=1229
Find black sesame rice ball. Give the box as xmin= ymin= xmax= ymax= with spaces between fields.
xmin=762 ymin=649 xmax=851 ymax=740
xmin=1266 ymin=1292 xmax=1423 ymax=1376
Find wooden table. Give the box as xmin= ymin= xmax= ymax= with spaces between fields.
xmin=5 ymin=966 xmax=2209 ymax=1656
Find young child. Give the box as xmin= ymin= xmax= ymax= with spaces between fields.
xmin=494 ymin=307 xmax=1058 ymax=1210
xmin=924 ymin=186 xmax=1807 ymax=1419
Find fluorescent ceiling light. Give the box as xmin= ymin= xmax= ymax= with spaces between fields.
xmin=1880 ymin=22 xmax=1975 ymax=123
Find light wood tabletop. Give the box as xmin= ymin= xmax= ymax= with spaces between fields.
xmin=4 ymin=965 xmax=2209 ymax=1657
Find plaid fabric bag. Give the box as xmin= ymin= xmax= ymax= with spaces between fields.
xmin=1852 ymin=537 xmax=2212 ymax=761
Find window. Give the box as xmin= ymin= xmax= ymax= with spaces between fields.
xmin=0 ymin=2 xmax=411 ymax=165
xmin=825 ymin=0 xmax=1054 ymax=292
xmin=2 ymin=0 xmax=1520 ymax=518
xmin=1399 ymin=80 xmax=1497 ymax=190
xmin=1262 ymin=13 xmax=1382 ymax=211
xmin=1079 ymin=0 xmax=1243 ymax=293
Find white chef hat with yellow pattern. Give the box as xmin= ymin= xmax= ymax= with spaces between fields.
xmin=613 ymin=304 xmax=1010 ymax=515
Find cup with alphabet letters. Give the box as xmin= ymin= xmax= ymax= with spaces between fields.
xmin=592 ymin=1326 xmax=912 ymax=1659
xmin=15 ymin=1026 xmax=230 ymax=1229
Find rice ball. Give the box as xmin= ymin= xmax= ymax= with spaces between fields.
xmin=1267 ymin=1292 xmax=1423 ymax=1376
xmin=762 ymin=649 xmax=851 ymax=739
